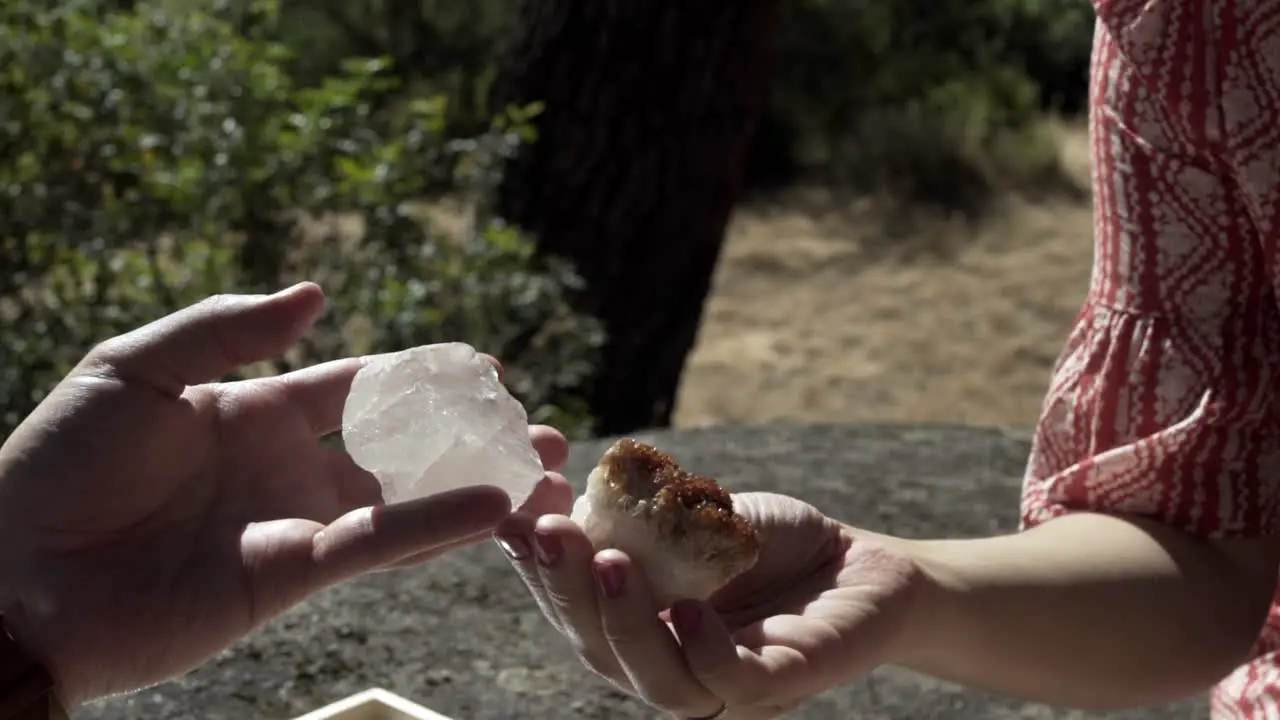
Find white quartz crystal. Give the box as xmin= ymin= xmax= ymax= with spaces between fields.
xmin=341 ymin=342 xmax=544 ymax=509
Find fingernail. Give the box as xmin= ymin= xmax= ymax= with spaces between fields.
xmin=533 ymin=531 xmax=562 ymax=567
xmin=495 ymin=534 xmax=531 ymax=561
xmin=594 ymin=562 xmax=626 ymax=599
xmin=671 ymin=600 xmax=702 ymax=637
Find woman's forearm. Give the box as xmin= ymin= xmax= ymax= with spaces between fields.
xmin=876 ymin=512 xmax=1278 ymax=709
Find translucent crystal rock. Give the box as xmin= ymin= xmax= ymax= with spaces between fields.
xmin=341 ymin=342 xmax=544 ymax=509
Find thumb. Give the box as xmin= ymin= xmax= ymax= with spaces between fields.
xmin=81 ymin=282 xmax=325 ymax=395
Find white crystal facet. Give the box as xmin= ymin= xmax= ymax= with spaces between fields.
xmin=341 ymin=342 xmax=544 ymax=509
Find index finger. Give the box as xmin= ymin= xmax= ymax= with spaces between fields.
xmin=325 ymin=487 xmax=510 ymax=569
xmin=592 ymin=551 xmax=724 ymax=718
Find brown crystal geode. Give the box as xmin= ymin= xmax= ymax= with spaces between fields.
xmin=570 ymin=438 xmax=760 ymax=608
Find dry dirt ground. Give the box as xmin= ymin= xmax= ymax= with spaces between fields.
xmin=672 ymin=122 xmax=1096 ymax=432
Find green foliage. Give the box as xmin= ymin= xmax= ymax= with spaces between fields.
xmin=271 ymin=0 xmax=1094 ymax=209
xmin=1 ymin=0 xmax=1095 ymax=436
xmin=276 ymin=0 xmax=509 ymax=137
xmin=766 ymin=0 xmax=1093 ymax=208
xmin=0 ymin=0 xmax=602 ymax=438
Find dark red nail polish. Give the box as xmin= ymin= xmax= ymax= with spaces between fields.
xmin=533 ymin=531 xmax=563 ymax=567
xmin=595 ymin=562 xmax=626 ymax=599
xmin=671 ymin=600 xmax=702 ymax=637
xmin=495 ymin=535 xmax=531 ymax=561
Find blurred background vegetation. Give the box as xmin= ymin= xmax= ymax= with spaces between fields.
xmin=0 ymin=0 xmax=1095 ymax=440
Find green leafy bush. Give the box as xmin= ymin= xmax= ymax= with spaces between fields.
xmin=270 ymin=0 xmax=1094 ymax=208
xmin=764 ymin=0 xmax=1092 ymax=208
xmin=276 ymin=0 xmax=510 ymax=138
xmin=0 ymin=0 xmax=603 ymax=438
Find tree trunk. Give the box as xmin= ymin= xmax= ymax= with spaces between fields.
xmin=492 ymin=0 xmax=780 ymax=436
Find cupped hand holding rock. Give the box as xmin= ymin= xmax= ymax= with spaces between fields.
xmin=500 ymin=483 xmax=924 ymax=720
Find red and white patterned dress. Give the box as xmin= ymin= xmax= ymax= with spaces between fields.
xmin=1019 ymin=0 xmax=1280 ymax=716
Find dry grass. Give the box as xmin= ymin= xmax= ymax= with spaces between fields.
xmin=672 ymin=121 xmax=1095 ymax=431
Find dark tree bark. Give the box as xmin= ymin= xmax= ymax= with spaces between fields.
xmin=492 ymin=0 xmax=781 ymax=436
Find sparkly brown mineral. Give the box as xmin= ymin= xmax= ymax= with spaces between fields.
xmin=571 ymin=438 xmax=760 ymax=608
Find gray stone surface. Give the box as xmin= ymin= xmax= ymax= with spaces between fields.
xmin=81 ymin=424 xmax=1206 ymax=719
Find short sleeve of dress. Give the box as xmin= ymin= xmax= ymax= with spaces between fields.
xmin=1020 ymin=0 xmax=1280 ymax=539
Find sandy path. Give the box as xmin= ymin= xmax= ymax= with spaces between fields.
xmin=673 ymin=124 xmax=1095 ymax=431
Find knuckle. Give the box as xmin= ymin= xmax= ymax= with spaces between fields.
xmin=540 ymin=576 xmax=576 ymax=604
xmin=541 ymin=582 xmax=579 ymax=612
xmin=80 ymin=337 xmax=137 ymax=380
xmin=533 ymin=598 xmax=558 ymax=626
xmin=84 ymin=336 xmax=124 ymax=364
xmin=576 ymin=645 xmax=619 ymax=680
xmin=601 ymin=623 xmax=644 ymax=653
xmin=508 ymin=556 xmax=542 ymax=585
xmin=196 ymin=292 xmax=239 ymax=312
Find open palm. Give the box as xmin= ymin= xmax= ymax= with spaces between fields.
xmin=502 ymin=486 xmax=920 ymax=719
xmin=0 ymin=284 xmax=569 ymax=706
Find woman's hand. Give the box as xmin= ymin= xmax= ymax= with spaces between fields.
xmin=496 ymin=487 xmax=923 ymax=719
xmin=0 ymin=283 xmax=570 ymax=706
